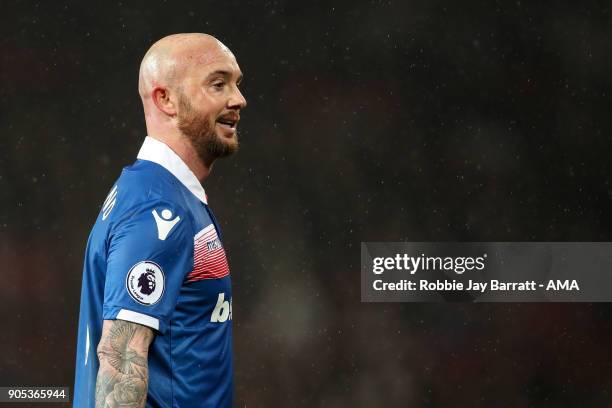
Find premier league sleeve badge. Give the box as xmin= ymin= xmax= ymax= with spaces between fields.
xmin=126 ymin=261 xmax=166 ymax=306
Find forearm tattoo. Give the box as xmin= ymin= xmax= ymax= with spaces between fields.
xmin=95 ymin=320 xmax=154 ymax=408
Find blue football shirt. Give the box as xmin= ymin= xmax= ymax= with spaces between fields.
xmin=74 ymin=137 xmax=233 ymax=407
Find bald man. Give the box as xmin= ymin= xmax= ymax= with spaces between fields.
xmin=73 ymin=33 xmax=246 ymax=407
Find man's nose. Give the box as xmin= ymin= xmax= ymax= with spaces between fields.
xmin=229 ymin=87 xmax=247 ymax=109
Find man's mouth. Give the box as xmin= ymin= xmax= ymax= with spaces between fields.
xmin=216 ymin=115 xmax=239 ymax=130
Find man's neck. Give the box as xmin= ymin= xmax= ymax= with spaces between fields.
xmin=148 ymin=133 xmax=214 ymax=183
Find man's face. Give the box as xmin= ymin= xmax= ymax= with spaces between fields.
xmin=176 ymin=47 xmax=246 ymax=161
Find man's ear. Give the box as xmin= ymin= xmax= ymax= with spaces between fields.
xmin=152 ymin=87 xmax=178 ymax=117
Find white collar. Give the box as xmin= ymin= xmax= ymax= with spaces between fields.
xmin=137 ymin=136 xmax=207 ymax=205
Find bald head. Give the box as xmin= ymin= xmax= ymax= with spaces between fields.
xmin=138 ymin=33 xmax=234 ymax=102
xmin=136 ymin=33 xmax=246 ymax=177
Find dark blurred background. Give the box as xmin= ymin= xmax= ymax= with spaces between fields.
xmin=2 ymin=0 xmax=612 ymax=406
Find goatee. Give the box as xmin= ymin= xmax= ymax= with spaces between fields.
xmin=177 ymin=93 xmax=239 ymax=162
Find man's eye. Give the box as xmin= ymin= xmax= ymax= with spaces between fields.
xmin=212 ymin=82 xmax=225 ymax=89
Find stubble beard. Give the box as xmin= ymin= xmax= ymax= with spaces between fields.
xmin=176 ymin=93 xmax=239 ymax=163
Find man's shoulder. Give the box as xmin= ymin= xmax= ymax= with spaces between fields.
xmin=100 ymin=160 xmax=194 ymax=227
xmin=117 ymin=159 xmax=189 ymax=205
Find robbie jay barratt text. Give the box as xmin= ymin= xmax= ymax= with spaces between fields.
xmin=372 ymin=279 xmax=580 ymax=292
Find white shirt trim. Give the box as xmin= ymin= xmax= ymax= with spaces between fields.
xmin=116 ymin=309 xmax=160 ymax=331
xmin=137 ymin=136 xmax=207 ymax=204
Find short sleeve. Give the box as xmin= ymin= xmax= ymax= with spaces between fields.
xmin=102 ymin=200 xmax=193 ymax=333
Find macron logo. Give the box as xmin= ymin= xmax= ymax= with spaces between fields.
xmin=152 ymin=209 xmax=181 ymax=240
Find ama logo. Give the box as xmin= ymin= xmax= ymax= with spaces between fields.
xmin=126 ymin=261 xmax=165 ymax=305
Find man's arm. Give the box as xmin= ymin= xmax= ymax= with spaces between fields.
xmin=95 ymin=319 xmax=155 ymax=408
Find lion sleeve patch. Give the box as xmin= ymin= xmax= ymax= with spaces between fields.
xmin=126 ymin=261 xmax=165 ymax=305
